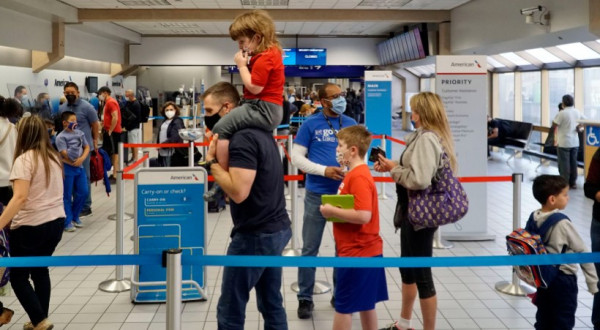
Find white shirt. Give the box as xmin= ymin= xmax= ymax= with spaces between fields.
xmin=553 ymin=107 xmax=585 ymax=148
xmin=159 ymin=119 xmax=173 ymax=157
xmin=0 ymin=117 xmax=17 ymax=187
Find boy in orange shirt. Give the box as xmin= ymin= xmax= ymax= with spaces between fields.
xmin=320 ymin=125 xmax=388 ymax=330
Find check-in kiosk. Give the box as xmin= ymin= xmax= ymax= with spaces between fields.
xmin=131 ymin=168 xmax=207 ymax=303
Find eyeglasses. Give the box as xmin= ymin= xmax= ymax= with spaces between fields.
xmin=164 ymin=108 xmax=176 ymax=111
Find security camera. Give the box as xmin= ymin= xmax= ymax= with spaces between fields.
xmin=520 ymin=5 xmax=543 ymax=15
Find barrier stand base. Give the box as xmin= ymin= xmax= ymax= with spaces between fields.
xmin=291 ymin=280 xmax=332 ymax=294
xmin=378 ymin=193 xmax=388 ymax=200
xmin=432 ymin=239 xmax=454 ymax=249
xmin=99 ymin=279 xmax=131 ymax=293
xmin=282 ymin=248 xmax=301 ymax=257
xmin=494 ymin=281 xmax=534 ymax=297
xmin=108 ymin=213 xmax=134 ymax=221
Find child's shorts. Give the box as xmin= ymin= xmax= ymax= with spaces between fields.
xmin=334 ymin=255 xmax=388 ymax=314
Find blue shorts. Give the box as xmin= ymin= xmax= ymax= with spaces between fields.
xmin=334 ymin=255 xmax=388 ymax=314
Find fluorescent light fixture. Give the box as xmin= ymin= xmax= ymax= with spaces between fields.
xmin=499 ymin=52 xmax=531 ymax=66
xmin=556 ymin=42 xmax=600 ymax=60
xmin=240 ymin=0 xmax=289 ymax=5
xmin=118 ymin=0 xmax=171 ymax=6
xmin=525 ymin=48 xmax=562 ymax=63
xmin=358 ymin=0 xmax=411 ymax=8
xmin=486 ymin=56 xmax=505 ymax=68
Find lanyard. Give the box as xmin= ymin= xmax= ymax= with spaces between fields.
xmin=322 ymin=112 xmax=343 ymax=137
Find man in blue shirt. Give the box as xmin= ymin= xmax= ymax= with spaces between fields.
xmin=59 ymin=82 xmax=99 ymax=217
xmin=292 ymin=83 xmax=357 ymax=319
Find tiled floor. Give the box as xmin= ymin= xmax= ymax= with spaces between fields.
xmin=1 ymin=133 xmax=597 ymax=329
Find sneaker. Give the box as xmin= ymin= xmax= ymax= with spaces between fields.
xmin=378 ymin=321 xmax=413 ymax=330
xmin=23 ymin=322 xmax=33 ymax=330
xmin=297 ymin=299 xmax=314 ymax=319
xmin=32 ymin=318 xmax=53 ymax=330
xmin=570 ymin=184 xmax=577 ymax=189
xmin=0 ymin=307 xmax=13 ymax=325
xmin=79 ymin=209 xmax=92 ymax=218
xmin=73 ymin=219 xmax=84 ymax=228
xmin=109 ymin=176 xmax=117 ymax=185
xmin=64 ymin=223 xmax=76 ymax=232
xmin=203 ymin=184 xmax=223 ymax=203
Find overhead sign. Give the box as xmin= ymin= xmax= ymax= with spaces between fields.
xmin=296 ymin=48 xmax=327 ymax=65
xmin=436 ymin=55 xmax=490 ymax=240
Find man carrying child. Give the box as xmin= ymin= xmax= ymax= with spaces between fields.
xmin=55 ymin=111 xmax=89 ymax=232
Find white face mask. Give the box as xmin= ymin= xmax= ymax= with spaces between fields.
xmin=336 ymin=149 xmax=349 ymax=167
xmin=165 ymin=110 xmax=176 ymax=119
xmin=98 ymin=94 xmax=105 ymax=101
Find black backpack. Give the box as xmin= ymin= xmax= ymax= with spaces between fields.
xmin=120 ymin=102 xmax=137 ymax=129
xmin=140 ymin=102 xmax=151 ymax=123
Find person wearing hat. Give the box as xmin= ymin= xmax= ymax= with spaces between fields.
xmin=97 ymin=86 xmax=122 ymax=182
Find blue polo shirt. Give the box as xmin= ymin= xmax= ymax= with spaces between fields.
xmin=59 ymin=98 xmax=98 ymax=150
xmin=294 ymin=112 xmax=357 ymax=194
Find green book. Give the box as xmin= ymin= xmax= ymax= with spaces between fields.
xmin=321 ymin=194 xmax=354 ymax=223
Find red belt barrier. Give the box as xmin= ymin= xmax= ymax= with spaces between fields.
xmin=279 ymin=142 xmax=292 ymax=163
xmin=207 ymin=174 xmax=303 ymax=182
xmin=385 ymin=135 xmax=406 ymax=145
xmin=123 ymin=143 xmax=190 ymax=148
xmin=372 ymin=134 xmax=383 ymax=139
xmin=123 ymin=154 xmax=149 ymax=175
xmin=373 ymin=175 xmax=513 ymax=183
xmin=274 ymin=135 xmax=293 ymax=140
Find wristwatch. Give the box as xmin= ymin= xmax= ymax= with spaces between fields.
xmin=206 ymin=159 xmax=218 ymax=168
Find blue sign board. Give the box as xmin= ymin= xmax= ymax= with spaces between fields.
xmin=224 ymin=65 xmax=372 ymax=78
xmin=283 ymin=48 xmax=296 ymax=66
xmin=587 ymin=125 xmax=600 ymax=147
xmin=132 ymin=168 xmax=207 ymax=303
xmin=364 ymin=71 xmax=393 ymax=158
xmin=296 ymin=48 xmax=327 ymax=65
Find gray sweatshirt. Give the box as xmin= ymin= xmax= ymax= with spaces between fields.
xmin=532 ymin=209 xmax=599 ymax=294
xmin=390 ymin=129 xmax=444 ymax=190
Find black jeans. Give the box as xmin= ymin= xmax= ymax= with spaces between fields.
xmin=535 ymin=271 xmax=577 ymax=330
xmin=10 ymin=218 xmax=63 ymax=325
xmin=399 ymin=218 xmax=437 ymax=299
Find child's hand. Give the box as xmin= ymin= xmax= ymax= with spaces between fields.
xmin=320 ymin=204 xmax=336 ymax=218
xmin=234 ymin=50 xmax=248 ymax=68
xmin=73 ymin=157 xmax=84 ymax=167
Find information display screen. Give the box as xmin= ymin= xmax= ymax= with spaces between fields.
xmin=376 ymin=27 xmax=427 ymax=65
xmin=283 ymin=48 xmax=296 ymax=66
xmin=296 ymin=48 xmax=327 ymax=65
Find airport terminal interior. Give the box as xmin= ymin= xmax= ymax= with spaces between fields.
xmin=1 ymin=0 xmax=600 ymax=329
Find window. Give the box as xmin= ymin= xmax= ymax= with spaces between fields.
xmin=498 ymin=73 xmax=515 ymax=120
xmin=583 ymin=67 xmax=600 ymax=120
xmin=521 ymin=72 xmax=541 ymax=148
xmin=548 ymin=69 xmax=574 ymax=124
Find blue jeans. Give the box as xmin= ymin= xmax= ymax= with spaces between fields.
xmin=63 ymin=164 xmax=89 ymax=225
xmin=591 ymin=219 xmax=600 ymax=329
xmin=298 ymin=190 xmax=328 ymax=301
xmin=558 ymin=147 xmax=578 ymax=186
xmin=535 ymin=272 xmax=577 ymax=330
xmin=81 ymin=153 xmax=92 ymax=212
xmin=217 ymin=227 xmax=291 ymax=330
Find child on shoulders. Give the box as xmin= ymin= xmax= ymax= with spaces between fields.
xmin=530 ymin=174 xmax=598 ymax=330
xmin=320 ymin=125 xmax=388 ymax=330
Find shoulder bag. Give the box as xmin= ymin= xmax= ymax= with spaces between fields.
xmin=407 ymin=151 xmax=469 ymax=230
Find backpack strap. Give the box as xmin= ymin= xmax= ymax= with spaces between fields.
xmin=0 ymin=124 xmax=13 ymax=146
xmin=538 ymin=212 xmax=570 ymax=238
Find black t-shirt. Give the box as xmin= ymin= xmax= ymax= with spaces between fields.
xmin=228 ymin=128 xmax=291 ymax=236
xmin=125 ymin=100 xmax=142 ymax=130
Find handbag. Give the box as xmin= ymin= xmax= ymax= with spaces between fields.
xmin=393 ymin=184 xmax=409 ymax=232
xmin=407 ymin=152 xmax=469 ymax=230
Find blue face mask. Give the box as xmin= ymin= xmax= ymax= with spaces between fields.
xmin=411 ymin=120 xmax=417 ymax=128
xmin=330 ymin=96 xmax=347 ymax=115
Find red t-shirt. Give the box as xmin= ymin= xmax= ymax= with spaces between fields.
xmin=245 ymin=46 xmax=284 ymax=105
xmin=333 ymin=164 xmax=383 ymax=257
xmin=103 ymin=96 xmax=122 ymax=133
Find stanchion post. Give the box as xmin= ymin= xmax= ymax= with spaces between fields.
xmin=118 ymin=142 xmax=124 ymax=174
xmin=99 ymin=170 xmax=131 ymax=293
xmin=378 ymin=135 xmax=388 ymax=200
xmin=283 ymin=134 xmax=301 ymax=257
xmin=495 ymin=173 xmax=534 ymax=296
xmin=143 ymin=151 xmax=150 ymax=168
xmin=108 ymin=143 xmax=132 ymax=221
xmin=188 ymin=141 xmax=194 ymax=167
xmin=166 ymin=249 xmax=182 ymax=330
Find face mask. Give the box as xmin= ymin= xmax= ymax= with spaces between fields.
xmin=336 ymin=149 xmax=349 ymax=167
xmin=67 ymin=121 xmax=77 ymax=130
xmin=98 ymin=94 xmax=105 ymax=102
xmin=411 ymin=120 xmax=417 ymax=128
xmin=205 ymin=112 xmax=222 ymax=131
xmin=47 ymin=128 xmax=54 ymax=136
xmin=65 ymin=94 xmax=76 ymax=104
xmin=21 ymin=95 xmax=30 ymax=105
xmin=165 ymin=110 xmax=176 ymax=119
xmin=330 ymin=96 xmax=347 ymax=115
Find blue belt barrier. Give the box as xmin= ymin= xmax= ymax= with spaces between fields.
xmin=1 ymin=253 xmax=600 ymax=268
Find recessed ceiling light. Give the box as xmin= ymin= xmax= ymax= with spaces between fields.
xmin=240 ymin=0 xmax=289 ymax=5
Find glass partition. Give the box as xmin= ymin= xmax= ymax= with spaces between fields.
xmin=498 ymin=73 xmax=515 ymax=120
xmin=521 ymin=71 xmax=541 ymax=149
xmin=583 ymin=67 xmax=600 ymax=120
xmin=548 ymin=69 xmax=574 ymax=123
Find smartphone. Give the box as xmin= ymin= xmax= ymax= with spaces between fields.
xmin=368 ymin=147 xmax=386 ymax=163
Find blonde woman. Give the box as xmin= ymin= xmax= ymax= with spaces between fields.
xmin=375 ymin=92 xmax=457 ymax=330
xmin=0 ymin=115 xmax=64 ymax=330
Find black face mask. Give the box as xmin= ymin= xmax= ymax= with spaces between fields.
xmin=65 ymin=94 xmax=77 ymax=104
xmin=204 ymin=112 xmax=221 ymax=131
